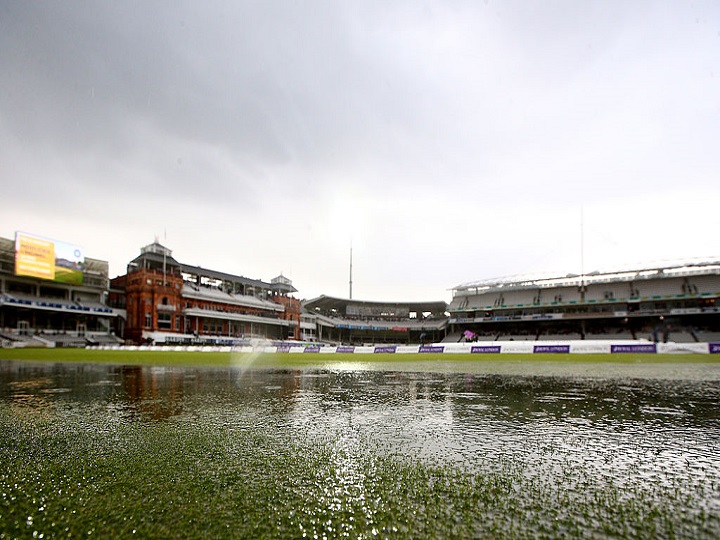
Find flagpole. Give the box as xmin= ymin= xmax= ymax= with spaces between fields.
xmin=163 ymin=229 xmax=167 ymax=287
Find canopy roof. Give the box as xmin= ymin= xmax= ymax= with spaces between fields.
xmin=303 ymin=295 xmax=447 ymax=314
xmin=453 ymin=258 xmax=720 ymax=294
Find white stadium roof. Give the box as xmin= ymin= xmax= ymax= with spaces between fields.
xmin=453 ymin=257 xmax=720 ymax=294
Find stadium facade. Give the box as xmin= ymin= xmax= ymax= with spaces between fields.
xmin=447 ymin=260 xmax=720 ymax=343
xmin=3 ymin=229 xmax=720 ymax=348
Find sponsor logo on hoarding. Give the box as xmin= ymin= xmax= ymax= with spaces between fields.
xmin=374 ymin=346 xmax=397 ymax=354
xmin=276 ymin=345 xmax=291 ymax=353
xmin=336 ymin=346 xmax=355 ymax=353
xmin=303 ymin=346 xmax=321 ymax=353
xmin=471 ymin=345 xmax=502 ymax=354
xmin=709 ymin=343 xmax=720 ymax=354
xmin=572 ymin=344 xmax=612 ymax=354
xmin=533 ymin=345 xmax=570 ymax=354
xmin=610 ymin=344 xmax=657 ymax=354
xmin=419 ymin=346 xmax=444 ymax=353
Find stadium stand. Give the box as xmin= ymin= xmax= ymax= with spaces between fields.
xmin=449 ymin=260 xmax=720 ymax=343
xmin=85 ymin=333 xmax=123 ymax=345
xmin=109 ymin=241 xmax=301 ymax=345
xmin=441 ymin=332 xmax=464 ymax=343
xmin=303 ymin=295 xmax=448 ymax=345
xmin=696 ymin=330 xmax=720 ymax=342
xmin=4 ymin=229 xmax=720 ymax=349
xmin=36 ymin=333 xmax=89 ymax=348
xmin=1 ymin=234 xmax=123 ymax=347
xmin=536 ymin=332 xmax=583 ymax=341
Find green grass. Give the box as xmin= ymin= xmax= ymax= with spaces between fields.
xmin=0 ymin=347 xmax=718 ymax=368
xmin=1 ymin=347 xmax=718 ymax=367
xmin=2 ymin=350 xmax=719 ymax=538
xmin=53 ymin=266 xmax=84 ymax=285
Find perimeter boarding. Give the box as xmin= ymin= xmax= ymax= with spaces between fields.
xmin=87 ymin=341 xmax=720 ymax=354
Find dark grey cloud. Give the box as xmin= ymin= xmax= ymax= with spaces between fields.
xmin=2 ymin=1 xmax=719 ymax=300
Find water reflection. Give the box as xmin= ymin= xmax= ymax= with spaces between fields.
xmin=117 ymin=366 xmax=185 ymax=421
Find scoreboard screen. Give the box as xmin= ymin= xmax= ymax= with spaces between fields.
xmin=15 ymin=232 xmax=85 ymax=284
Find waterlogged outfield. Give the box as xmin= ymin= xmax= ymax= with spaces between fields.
xmin=5 ymin=402 xmax=715 ymax=540
xmin=2 ymin=347 xmax=720 ymax=369
xmin=1 ymin=355 xmax=720 ymax=538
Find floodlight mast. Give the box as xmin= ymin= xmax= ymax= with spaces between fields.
xmin=349 ymin=243 xmax=353 ymax=300
xmin=579 ymin=207 xmax=586 ymax=303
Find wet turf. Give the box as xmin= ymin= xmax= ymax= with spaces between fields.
xmin=1 ymin=360 xmax=719 ymax=538
xmin=2 ymin=403 xmax=718 ymax=539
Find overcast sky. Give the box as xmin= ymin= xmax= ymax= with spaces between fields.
xmin=1 ymin=1 xmax=719 ymax=302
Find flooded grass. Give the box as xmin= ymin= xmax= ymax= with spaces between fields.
xmin=1 ymin=360 xmax=719 ymax=538
xmin=2 ymin=405 xmax=717 ymax=539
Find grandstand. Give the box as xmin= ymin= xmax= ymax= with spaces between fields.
xmin=110 ymin=241 xmax=301 ymax=345
xmin=4 ymin=228 xmax=719 ymax=350
xmin=0 ymin=233 xmax=124 ymax=347
xmin=448 ymin=259 xmax=720 ymax=343
xmin=303 ymin=295 xmax=448 ymax=345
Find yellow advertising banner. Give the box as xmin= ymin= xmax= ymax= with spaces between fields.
xmin=15 ymin=233 xmax=55 ymax=280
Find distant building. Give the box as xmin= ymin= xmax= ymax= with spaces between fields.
xmin=109 ymin=241 xmax=301 ymax=345
xmin=303 ymin=295 xmax=448 ymax=345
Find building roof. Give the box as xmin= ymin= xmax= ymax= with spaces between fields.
xmin=179 ymin=263 xmax=271 ymax=289
xmin=270 ymin=274 xmax=298 ymax=293
xmin=453 ymin=258 xmax=720 ymax=294
xmin=303 ymin=295 xmax=447 ymax=314
xmin=128 ymin=241 xmax=282 ymax=291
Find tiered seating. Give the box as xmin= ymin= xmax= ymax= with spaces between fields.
xmin=536 ymin=333 xmax=582 ymax=341
xmin=641 ymin=278 xmax=683 ymax=298
xmin=695 ymin=331 xmax=720 ymax=342
xmin=447 ymin=296 xmax=470 ymax=311
xmin=667 ymin=331 xmax=696 ymax=343
xmin=0 ymin=331 xmax=19 ymax=342
xmin=586 ymin=329 xmax=636 ymax=340
xmin=86 ymin=334 xmax=123 ymax=345
xmin=543 ymin=285 xmax=582 ymax=304
xmin=494 ymin=289 xmax=537 ymax=307
xmin=450 ymin=293 xmax=486 ymax=311
xmin=41 ymin=334 xmax=88 ymax=347
xmin=0 ymin=332 xmax=46 ymax=347
xmin=583 ymin=284 xmax=620 ymax=303
xmin=1 ymin=293 xmax=34 ymax=306
xmin=494 ymin=333 xmax=535 ymax=341
xmin=321 ymin=314 xmax=446 ymax=330
xmin=182 ymin=284 xmax=280 ymax=311
xmin=691 ymin=274 xmax=720 ymax=295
